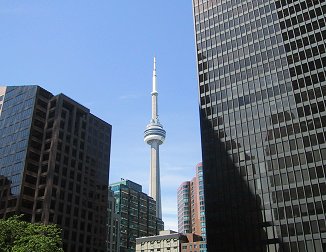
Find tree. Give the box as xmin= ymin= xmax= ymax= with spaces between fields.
xmin=0 ymin=215 xmax=64 ymax=252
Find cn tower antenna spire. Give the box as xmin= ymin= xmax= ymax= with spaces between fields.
xmin=144 ymin=57 xmax=166 ymax=220
xmin=151 ymin=57 xmax=158 ymax=122
xmin=152 ymin=57 xmax=157 ymax=93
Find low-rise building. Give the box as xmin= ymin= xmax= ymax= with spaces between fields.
xmin=136 ymin=230 xmax=203 ymax=252
xmin=136 ymin=230 xmax=185 ymax=252
xmin=180 ymin=233 xmax=203 ymax=252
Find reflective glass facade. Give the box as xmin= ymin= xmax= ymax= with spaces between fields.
xmin=193 ymin=0 xmax=326 ymax=251
xmin=0 ymin=86 xmax=36 ymax=197
xmin=107 ymin=189 xmax=120 ymax=252
xmin=0 ymin=86 xmax=112 ymax=252
xmin=110 ymin=179 xmax=164 ymax=252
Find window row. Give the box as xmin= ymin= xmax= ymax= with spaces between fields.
xmin=285 ymin=28 xmax=326 ymax=53
xmin=293 ymin=71 xmax=325 ymax=90
xmin=270 ymin=165 xmax=326 ymax=187
xmin=268 ymin=148 xmax=326 ymax=170
xmin=289 ymin=55 xmax=326 ymax=77
xmin=272 ymin=183 xmax=326 ymax=203
xmin=202 ymin=85 xmax=289 ymax=114
xmin=195 ymin=0 xmax=276 ymax=25
xmin=288 ymin=43 xmax=326 ymax=65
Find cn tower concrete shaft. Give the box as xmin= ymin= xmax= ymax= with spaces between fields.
xmin=149 ymin=141 xmax=161 ymax=219
xmin=144 ymin=57 xmax=166 ymax=220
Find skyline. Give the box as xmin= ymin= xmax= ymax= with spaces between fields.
xmin=0 ymin=1 xmax=202 ymax=230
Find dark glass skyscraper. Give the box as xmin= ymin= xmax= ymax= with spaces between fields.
xmin=110 ymin=179 xmax=164 ymax=252
xmin=0 ymin=86 xmax=111 ymax=252
xmin=193 ymin=0 xmax=326 ymax=251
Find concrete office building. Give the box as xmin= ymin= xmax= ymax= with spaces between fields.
xmin=177 ymin=163 xmax=206 ymax=251
xmin=110 ymin=179 xmax=163 ymax=252
xmin=193 ymin=0 xmax=326 ymax=251
xmin=136 ymin=230 xmax=203 ymax=252
xmin=136 ymin=230 xmax=186 ymax=252
xmin=0 ymin=86 xmax=111 ymax=252
xmin=107 ymin=189 xmax=120 ymax=252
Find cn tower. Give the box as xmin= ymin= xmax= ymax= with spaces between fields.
xmin=144 ymin=57 xmax=166 ymax=219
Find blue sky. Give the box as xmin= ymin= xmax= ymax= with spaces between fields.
xmin=0 ymin=1 xmax=202 ymax=230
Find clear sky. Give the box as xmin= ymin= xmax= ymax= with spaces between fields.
xmin=0 ymin=1 xmax=202 ymax=231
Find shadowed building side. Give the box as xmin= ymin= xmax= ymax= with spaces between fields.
xmin=193 ymin=0 xmax=326 ymax=251
xmin=200 ymin=116 xmax=267 ymax=252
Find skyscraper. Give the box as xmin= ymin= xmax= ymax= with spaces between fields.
xmin=177 ymin=163 xmax=206 ymax=251
xmin=107 ymin=189 xmax=120 ymax=252
xmin=144 ymin=58 xmax=166 ymax=220
xmin=192 ymin=163 xmax=206 ymax=244
xmin=0 ymin=86 xmax=111 ymax=252
xmin=109 ymin=179 xmax=163 ymax=252
xmin=178 ymin=181 xmax=192 ymax=234
xmin=193 ymin=0 xmax=326 ymax=251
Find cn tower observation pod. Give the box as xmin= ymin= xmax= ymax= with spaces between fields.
xmin=144 ymin=122 xmax=166 ymax=144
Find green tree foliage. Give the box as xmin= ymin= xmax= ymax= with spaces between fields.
xmin=0 ymin=215 xmax=64 ymax=252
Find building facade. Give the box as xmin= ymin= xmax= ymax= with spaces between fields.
xmin=110 ymin=179 xmax=163 ymax=252
xmin=192 ymin=163 xmax=206 ymax=241
xmin=178 ymin=181 xmax=192 ymax=234
xmin=136 ymin=230 xmax=186 ymax=252
xmin=193 ymin=0 xmax=326 ymax=251
xmin=0 ymin=85 xmax=111 ymax=252
xmin=177 ymin=163 xmax=206 ymax=251
xmin=136 ymin=230 xmax=203 ymax=252
xmin=180 ymin=233 xmax=204 ymax=252
xmin=108 ymin=189 xmax=120 ymax=252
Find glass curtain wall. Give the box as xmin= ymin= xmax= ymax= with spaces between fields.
xmin=193 ymin=0 xmax=326 ymax=251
